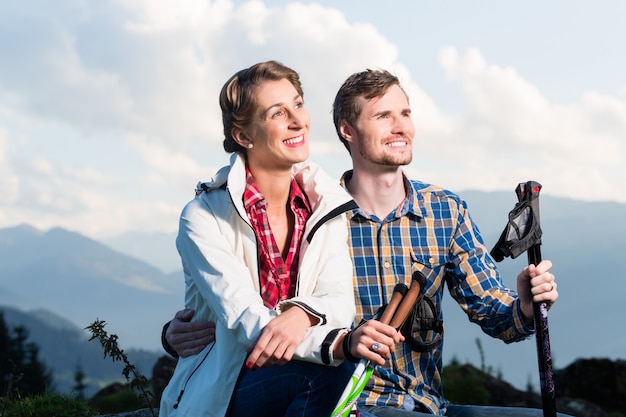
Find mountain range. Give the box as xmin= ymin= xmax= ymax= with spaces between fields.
xmin=1 ymin=189 xmax=624 ymax=393
xmin=0 ymin=224 xmax=184 ymax=352
xmin=0 ymin=305 xmax=161 ymax=398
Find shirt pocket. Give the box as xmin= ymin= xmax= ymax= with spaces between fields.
xmin=408 ymin=248 xmax=448 ymax=298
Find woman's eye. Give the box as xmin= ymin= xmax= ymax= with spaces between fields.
xmin=272 ymin=109 xmax=285 ymax=118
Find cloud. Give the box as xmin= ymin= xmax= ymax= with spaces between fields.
xmin=124 ymin=132 xmax=217 ymax=193
xmin=0 ymin=1 xmax=625 ymax=241
xmin=0 ymin=128 xmax=20 ymax=209
xmin=1 ymin=145 xmax=181 ymax=237
xmin=0 ymin=0 xmax=413 ymax=239
xmin=423 ymin=46 xmax=626 ymax=202
xmin=0 ymin=0 xmax=404 ymax=147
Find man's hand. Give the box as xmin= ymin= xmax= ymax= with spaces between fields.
xmin=335 ymin=320 xmax=403 ymax=367
xmin=166 ymin=309 xmax=215 ymax=358
xmin=517 ymin=259 xmax=558 ymax=320
xmin=245 ymin=306 xmax=316 ymax=370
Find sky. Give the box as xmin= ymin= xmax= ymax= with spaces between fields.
xmin=1 ymin=0 xmax=625 ymax=242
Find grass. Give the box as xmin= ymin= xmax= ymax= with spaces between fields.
xmin=0 ymin=393 xmax=97 ymax=417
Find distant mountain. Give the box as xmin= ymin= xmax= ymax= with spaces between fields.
xmin=1 ymin=191 xmax=625 ymax=392
xmin=102 ymin=231 xmax=181 ymax=274
xmin=0 ymin=305 xmax=161 ymax=397
xmin=0 ymin=224 xmax=185 ymax=352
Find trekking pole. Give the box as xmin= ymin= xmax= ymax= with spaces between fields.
xmin=491 ymin=181 xmax=556 ymax=417
xmin=517 ymin=182 xmax=557 ymax=417
xmin=331 ymin=271 xmax=426 ymax=417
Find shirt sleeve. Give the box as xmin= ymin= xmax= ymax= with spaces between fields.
xmin=446 ymin=200 xmax=534 ymax=343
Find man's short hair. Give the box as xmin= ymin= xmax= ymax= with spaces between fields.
xmin=332 ymin=69 xmax=407 ymax=152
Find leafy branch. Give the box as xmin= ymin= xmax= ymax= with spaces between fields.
xmin=85 ymin=319 xmax=156 ymax=417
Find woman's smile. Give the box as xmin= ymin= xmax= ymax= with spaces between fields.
xmin=283 ymin=134 xmax=305 ymax=147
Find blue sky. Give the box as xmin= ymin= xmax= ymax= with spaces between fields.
xmin=1 ymin=0 xmax=625 ymax=240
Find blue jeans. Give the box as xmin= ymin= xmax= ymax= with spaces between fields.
xmin=228 ymin=360 xmax=355 ymax=417
xmin=360 ymin=404 xmax=574 ymax=416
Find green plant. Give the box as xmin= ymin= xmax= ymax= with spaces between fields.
xmin=0 ymin=393 xmax=96 ymax=417
xmin=85 ymin=319 xmax=156 ymax=417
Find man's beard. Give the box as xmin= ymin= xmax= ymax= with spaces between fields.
xmin=359 ymin=141 xmax=413 ymax=167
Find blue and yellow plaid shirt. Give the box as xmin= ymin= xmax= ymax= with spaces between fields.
xmin=341 ymin=171 xmax=534 ymax=415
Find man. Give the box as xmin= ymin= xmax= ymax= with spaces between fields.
xmin=163 ymin=69 xmax=566 ymax=416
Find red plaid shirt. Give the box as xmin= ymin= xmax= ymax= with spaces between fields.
xmin=243 ymin=167 xmax=311 ymax=309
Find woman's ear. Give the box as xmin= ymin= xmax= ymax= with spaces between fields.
xmin=231 ymin=128 xmax=251 ymax=149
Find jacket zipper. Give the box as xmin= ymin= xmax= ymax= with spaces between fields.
xmin=173 ymin=341 xmax=215 ymax=410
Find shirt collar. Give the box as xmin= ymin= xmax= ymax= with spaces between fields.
xmin=244 ymin=165 xmax=311 ymax=212
xmin=339 ymin=169 xmax=426 ymax=221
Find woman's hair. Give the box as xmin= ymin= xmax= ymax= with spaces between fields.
xmin=220 ymin=60 xmax=304 ymax=153
xmin=332 ymin=69 xmax=407 ymax=153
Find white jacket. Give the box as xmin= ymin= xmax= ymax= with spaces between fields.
xmin=159 ymin=154 xmax=357 ymax=417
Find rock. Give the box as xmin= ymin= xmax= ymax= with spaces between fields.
xmin=95 ymin=408 xmax=158 ymax=417
xmin=151 ymin=355 xmax=177 ymax=404
xmin=555 ymin=357 xmax=626 ymax=413
xmin=91 ymin=382 xmax=128 ymax=403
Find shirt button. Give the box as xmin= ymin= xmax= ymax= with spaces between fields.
xmin=384 ymin=261 xmax=391 ymax=269
xmin=429 ymin=257 xmax=435 ymax=265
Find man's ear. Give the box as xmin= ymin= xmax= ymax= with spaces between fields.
xmin=338 ymin=120 xmax=355 ymax=145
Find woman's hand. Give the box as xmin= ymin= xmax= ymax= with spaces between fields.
xmin=245 ymin=306 xmax=316 ymax=370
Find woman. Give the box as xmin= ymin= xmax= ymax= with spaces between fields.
xmin=159 ymin=61 xmax=358 ymax=417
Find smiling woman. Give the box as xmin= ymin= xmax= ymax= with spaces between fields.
xmin=234 ymin=78 xmax=310 ymax=178
xmin=158 ymin=61 xmax=359 ymax=417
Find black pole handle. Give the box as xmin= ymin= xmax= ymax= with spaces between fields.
xmin=517 ymin=181 xmax=556 ymax=417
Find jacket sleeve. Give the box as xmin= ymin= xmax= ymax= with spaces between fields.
xmin=176 ymin=197 xmax=275 ymax=346
xmin=280 ymin=212 xmax=356 ymax=365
